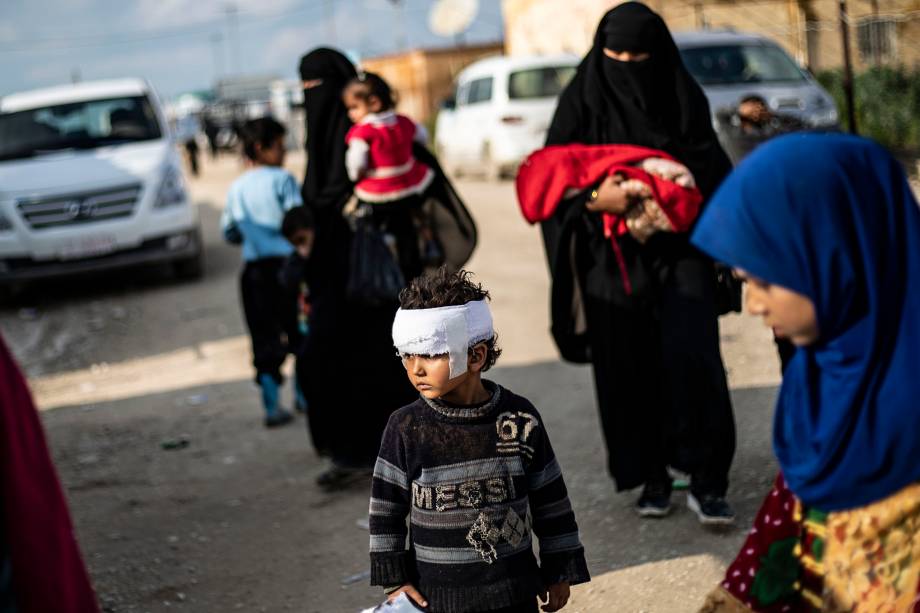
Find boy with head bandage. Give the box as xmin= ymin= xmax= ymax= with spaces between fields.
xmin=368 ymin=268 xmax=590 ymax=613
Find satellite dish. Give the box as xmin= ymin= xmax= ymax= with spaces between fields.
xmin=429 ymin=0 xmax=479 ymax=38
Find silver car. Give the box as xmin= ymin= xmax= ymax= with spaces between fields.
xmin=674 ymin=30 xmax=839 ymax=130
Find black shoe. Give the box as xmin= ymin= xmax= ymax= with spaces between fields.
xmin=264 ymin=408 xmax=294 ymax=428
xmin=687 ymin=493 xmax=736 ymax=526
xmin=316 ymin=465 xmax=372 ymax=491
xmin=636 ymin=482 xmax=672 ymax=518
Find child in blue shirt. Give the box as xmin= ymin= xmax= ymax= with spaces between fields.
xmin=220 ymin=117 xmax=303 ymax=427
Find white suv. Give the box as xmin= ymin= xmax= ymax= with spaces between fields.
xmin=435 ymin=55 xmax=578 ymax=180
xmin=0 ymin=78 xmax=202 ymax=286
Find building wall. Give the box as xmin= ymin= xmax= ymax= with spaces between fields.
xmin=502 ymin=0 xmax=920 ymax=71
xmin=502 ymin=0 xmax=614 ymax=56
xmin=362 ymin=43 xmax=504 ymax=124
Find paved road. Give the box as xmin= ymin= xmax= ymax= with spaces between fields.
xmin=1 ymin=153 xmax=785 ymax=612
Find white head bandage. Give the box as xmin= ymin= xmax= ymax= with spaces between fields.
xmin=392 ymin=300 xmax=494 ymax=378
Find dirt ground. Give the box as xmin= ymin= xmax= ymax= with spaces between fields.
xmin=2 ymin=151 xmax=794 ymax=613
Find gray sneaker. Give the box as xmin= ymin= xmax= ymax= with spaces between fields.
xmin=687 ymin=493 xmax=735 ymax=526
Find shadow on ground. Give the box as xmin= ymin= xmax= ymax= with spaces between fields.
xmin=0 ymin=204 xmax=249 ymax=378
xmin=44 ymin=356 xmax=779 ymax=612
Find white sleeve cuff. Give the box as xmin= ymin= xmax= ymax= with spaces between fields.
xmin=346 ymin=138 xmax=370 ymax=182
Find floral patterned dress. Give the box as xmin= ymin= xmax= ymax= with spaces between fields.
xmin=701 ymin=475 xmax=920 ymax=612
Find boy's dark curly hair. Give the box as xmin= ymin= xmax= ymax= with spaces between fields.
xmin=399 ymin=267 xmax=502 ymax=371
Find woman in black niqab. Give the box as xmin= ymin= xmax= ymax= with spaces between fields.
xmin=299 ymin=48 xmax=357 ymax=212
xmin=298 ymin=48 xmax=356 ymax=294
xmin=295 ymin=48 xmax=477 ymax=488
xmin=542 ymin=3 xmax=736 ymax=520
xmin=549 ymin=2 xmax=729 ymax=194
xmin=296 ymin=48 xmax=416 ymax=487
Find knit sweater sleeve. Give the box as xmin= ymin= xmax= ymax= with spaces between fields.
xmin=527 ymin=415 xmax=591 ymax=587
xmin=369 ymin=411 xmax=414 ymax=587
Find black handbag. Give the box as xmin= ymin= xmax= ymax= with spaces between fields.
xmin=346 ymin=213 xmax=405 ymax=307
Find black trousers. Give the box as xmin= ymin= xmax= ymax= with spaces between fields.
xmin=240 ymin=258 xmax=298 ymax=385
xmin=302 ymin=285 xmax=415 ymax=468
xmin=585 ymin=253 xmax=736 ymax=497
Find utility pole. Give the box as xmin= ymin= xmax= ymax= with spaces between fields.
xmin=210 ymin=32 xmax=224 ymax=84
xmin=224 ymin=2 xmax=241 ymax=75
xmin=839 ymin=0 xmax=858 ymax=133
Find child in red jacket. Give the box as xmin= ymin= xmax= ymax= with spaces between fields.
xmin=342 ymin=72 xmax=433 ymax=204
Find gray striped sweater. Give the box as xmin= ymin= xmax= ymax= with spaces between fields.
xmin=369 ymin=382 xmax=590 ymax=613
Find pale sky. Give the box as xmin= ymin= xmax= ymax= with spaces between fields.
xmin=0 ymin=0 xmax=505 ymax=98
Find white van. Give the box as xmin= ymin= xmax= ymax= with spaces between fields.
xmin=434 ymin=55 xmax=578 ymax=180
xmin=0 ymin=78 xmax=202 ymax=286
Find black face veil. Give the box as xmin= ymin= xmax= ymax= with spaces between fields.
xmin=298 ymin=48 xmax=357 ymax=210
xmin=549 ymin=2 xmax=730 ymax=197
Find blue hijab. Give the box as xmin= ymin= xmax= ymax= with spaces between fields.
xmin=691 ymin=133 xmax=920 ymax=511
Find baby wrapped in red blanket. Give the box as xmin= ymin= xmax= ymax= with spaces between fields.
xmin=516 ymin=144 xmax=702 ymax=244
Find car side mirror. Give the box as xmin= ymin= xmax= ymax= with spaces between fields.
xmin=441 ymin=96 xmax=456 ymax=111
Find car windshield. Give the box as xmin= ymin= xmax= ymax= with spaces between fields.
xmin=508 ymin=65 xmax=577 ymax=100
xmin=0 ymin=95 xmax=162 ymax=161
xmin=679 ymin=44 xmax=807 ymax=86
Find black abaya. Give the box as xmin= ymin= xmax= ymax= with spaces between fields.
xmin=541 ymin=3 xmax=735 ymax=495
xmin=298 ymin=49 xmax=415 ymax=467
xmin=297 ymin=49 xmax=477 ymax=467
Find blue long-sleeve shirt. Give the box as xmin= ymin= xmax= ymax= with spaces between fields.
xmin=220 ymin=166 xmax=302 ymax=261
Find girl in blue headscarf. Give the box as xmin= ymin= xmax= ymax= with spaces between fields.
xmin=691 ymin=133 xmax=920 ymax=611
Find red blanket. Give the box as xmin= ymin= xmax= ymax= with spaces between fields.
xmin=516 ymin=143 xmax=702 ymax=235
xmin=0 ymin=335 xmax=99 ymax=613
xmin=516 ymin=144 xmax=703 ymax=294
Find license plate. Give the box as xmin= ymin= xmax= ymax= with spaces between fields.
xmin=57 ymin=235 xmax=118 ymax=260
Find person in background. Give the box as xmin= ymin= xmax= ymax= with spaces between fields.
xmin=540 ymin=1 xmax=737 ymax=524
xmin=184 ymin=137 xmax=200 ymax=177
xmin=714 ymin=94 xmax=808 ymax=372
xmin=343 ymin=72 xmax=433 ymax=205
xmin=297 ymin=48 xmax=476 ymax=491
xmin=278 ymin=206 xmax=320 ymax=452
xmin=342 ymin=72 xmax=439 ymax=281
xmin=370 ymin=268 xmax=590 ymax=613
xmin=175 ymin=113 xmax=201 ymax=177
xmin=297 ymin=48 xmax=418 ymax=490
xmin=0 ymin=334 xmax=100 ymax=613
xmin=220 ymin=117 xmax=302 ymax=428
xmin=203 ymin=113 xmax=220 ymax=159
xmin=693 ymin=133 xmax=920 ymax=612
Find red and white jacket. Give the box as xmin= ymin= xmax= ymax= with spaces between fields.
xmin=345 ymin=111 xmax=434 ymax=203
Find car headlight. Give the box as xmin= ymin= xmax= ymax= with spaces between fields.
xmin=154 ymin=165 xmax=188 ymax=208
